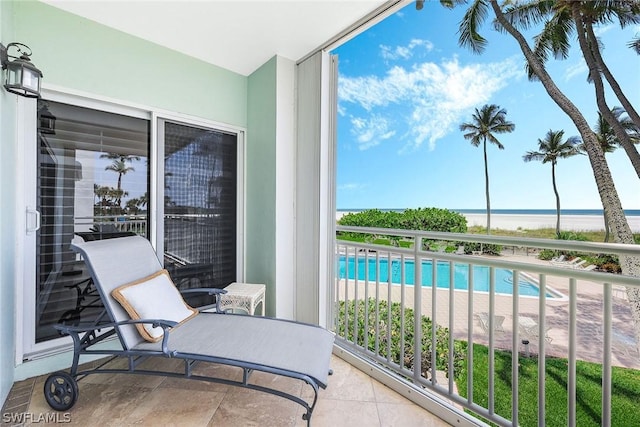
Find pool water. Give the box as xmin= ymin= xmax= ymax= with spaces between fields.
xmin=338 ymin=256 xmax=557 ymax=298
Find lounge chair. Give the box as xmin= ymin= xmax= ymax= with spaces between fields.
xmin=570 ymin=259 xmax=587 ymax=269
xmin=518 ymin=316 xmax=552 ymax=343
xmin=455 ymin=245 xmax=465 ymax=255
xmin=43 ymin=236 xmax=334 ymax=425
xmin=475 ymin=312 xmax=505 ymax=333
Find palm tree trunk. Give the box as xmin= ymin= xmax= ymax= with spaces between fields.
xmin=483 ymin=137 xmax=491 ymax=234
xmin=551 ymin=161 xmax=561 ymax=238
xmin=585 ymin=23 xmax=640 ymax=130
xmin=603 ymin=207 xmax=610 ymax=243
xmin=575 ymin=12 xmax=640 ymax=179
xmin=490 ymin=0 xmax=640 ymax=356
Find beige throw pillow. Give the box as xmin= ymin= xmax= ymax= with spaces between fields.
xmin=111 ymin=269 xmax=198 ymax=342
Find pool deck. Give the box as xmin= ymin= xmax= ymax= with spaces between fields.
xmin=337 ymin=253 xmax=640 ymax=370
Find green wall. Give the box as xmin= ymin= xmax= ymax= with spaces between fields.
xmin=13 ymin=1 xmax=247 ymax=127
xmin=246 ymin=57 xmax=277 ymax=315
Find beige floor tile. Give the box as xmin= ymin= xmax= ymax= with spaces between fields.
xmin=209 ymin=387 xmax=300 ymax=427
xmin=376 ymin=402 xmax=444 ymax=427
xmin=295 ymin=399 xmax=380 ymax=427
xmin=122 ymin=387 xmax=224 ymax=426
xmin=302 ymin=356 xmax=375 ymax=402
xmin=371 ymin=380 xmax=411 ymax=405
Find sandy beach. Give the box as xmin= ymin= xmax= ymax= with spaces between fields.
xmin=337 ymin=212 xmax=640 ymax=233
xmin=461 ymin=213 xmax=640 ymax=232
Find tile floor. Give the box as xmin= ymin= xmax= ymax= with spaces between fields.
xmin=1 ymin=355 xmax=451 ymax=427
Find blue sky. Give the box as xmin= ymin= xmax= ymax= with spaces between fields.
xmin=333 ymin=2 xmax=640 ymax=211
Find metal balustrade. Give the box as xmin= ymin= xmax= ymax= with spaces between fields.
xmin=334 ymin=226 xmax=640 ymax=427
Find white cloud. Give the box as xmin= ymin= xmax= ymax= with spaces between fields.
xmin=338 ymin=183 xmax=366 ymax=191
xmin=594 ymin=24 xmax=614 ymax=37
xmin=380 ymin=38 xmax=434 ymax=61
xmin=339 ymin=56 xmax=522 ymax=151
xmin=350 ymin=115 xmax=396 ymax=150
xmin=564 ymin=58 xmax=587 ymax=81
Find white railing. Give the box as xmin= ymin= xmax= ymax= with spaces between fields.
xmin=335 ymin=226 xmax=640 ymax=427
xmin=74 ymin=215 xmax=147 ymax=235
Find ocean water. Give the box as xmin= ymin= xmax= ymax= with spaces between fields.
xmin=337 ymin=208 xmax=640 ymax=216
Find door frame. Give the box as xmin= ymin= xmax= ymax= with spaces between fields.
xmin=17 ymin=86 xmax=246 ymax=362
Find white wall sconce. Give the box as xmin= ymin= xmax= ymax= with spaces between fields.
xmin=1 ymin=42 xmax=43 ymax=98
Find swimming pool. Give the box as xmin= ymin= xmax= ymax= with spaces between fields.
xmin=338 ymin=256 xmax=559 ymax=298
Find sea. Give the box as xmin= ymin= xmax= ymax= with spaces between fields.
xmin=337 ymin=208 xmax=640 ymax=216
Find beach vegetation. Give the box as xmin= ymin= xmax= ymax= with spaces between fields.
xmin=441 ymin=0 xmax=640 ymax=361
xmin=337 ymin=207 xmax=467 ymax=245
xmin=523 ymin=130 xmax=581 ymax=238
xmin=459 ymin=104 xmax=515 ymax=235
xmin=337 ymin=298 xmax=467 ymax=380
xmin=458 ymin=343 xmax=640 ymax=427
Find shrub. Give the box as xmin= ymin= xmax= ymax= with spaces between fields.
xmin=337 ymin=207 xmax=468 ymax=243
xmin=538 ymin=249 xmax=557 ymax=260
xmin=336 ymin=298 xmax=467 ymax=380
xmin=557 ymin=231 xmax=589 ymax=242
xmin=464 ymin=242 xmax=503 ymax=256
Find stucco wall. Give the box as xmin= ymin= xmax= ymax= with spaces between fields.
xmin=246 ymin=57 xmax=277 ymax=315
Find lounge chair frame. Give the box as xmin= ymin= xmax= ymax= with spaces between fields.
xmin=43 ymin=237 xmax=334 ymax=426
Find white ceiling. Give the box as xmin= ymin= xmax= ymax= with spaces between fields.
xmin=42 ymin=0 xmax=391 ymax=76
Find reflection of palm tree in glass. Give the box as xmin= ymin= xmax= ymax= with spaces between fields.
xmin=101 ymin=153 xmax=140 ymax=205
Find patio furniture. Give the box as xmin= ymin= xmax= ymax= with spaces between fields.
xmin=218 ymin=282 xmax=266 ymax=315
xmin=43 ymin=236 xmax=334 ymax=426
xmin=475 ymin=312 xmax=505 ymax=334
xmin=518 ymin=316 xmax=552 ymax=343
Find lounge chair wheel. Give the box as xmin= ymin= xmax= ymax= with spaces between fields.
xmin=44 ymin=371 xmax=78 ymax=411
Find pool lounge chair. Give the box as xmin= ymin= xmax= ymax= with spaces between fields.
xmin=43 ymin=236 xmax=334 ymax=425
xmin=475 ymin=312 xmax=505 ymax=334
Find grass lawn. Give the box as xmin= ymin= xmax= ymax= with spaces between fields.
xmin=457 ymin=344 xmax=640 ymax=426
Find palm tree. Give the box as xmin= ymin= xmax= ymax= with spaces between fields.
xmin=105 ymin=159 xmax=135 ymax=192
xmin=100 ymin=153 xmax=141 ymax=190
xmin=500 ymin=0 xmax=640 ymax=177
xmin=523 ymin=130 xmax=580 ymax=237
xmin=439 ymin=0 xmax=640 ymax=358
xmin=460 ymin=104 xmax=515 ymax=234
xmin=591 ymin=107 xmax=639 ymax=241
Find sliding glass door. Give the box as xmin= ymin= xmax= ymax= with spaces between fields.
xmin=34 ymin=99 xmax=150 ymax=344
xmin=160 ymin=120 xmax=238 ymax=307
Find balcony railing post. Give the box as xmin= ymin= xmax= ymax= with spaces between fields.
xmin=414 ymin=235 xmax=422 ymax=383
xmin=602 ymin=282 xmax=612 ymax=427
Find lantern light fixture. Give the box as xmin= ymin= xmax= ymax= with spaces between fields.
xmin=0 ymin=42 xmax=43 ymax=98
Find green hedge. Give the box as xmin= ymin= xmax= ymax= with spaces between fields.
xmin=337 ymin=208 xmax=467 ymax=246
xmin=337 ymin=298 xmax=467 ymax=380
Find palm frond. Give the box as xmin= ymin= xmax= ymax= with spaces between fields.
xmin=458 ymin=0 xmax=489 ymax=53
xmin=629 ymin=36 xmax=640 ymax=55
xmin=501 ymin=0 xmax=555 ymax=30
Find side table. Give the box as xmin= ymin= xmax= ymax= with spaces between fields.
xmin=219 ymin=282 xmax=266 ymax=315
